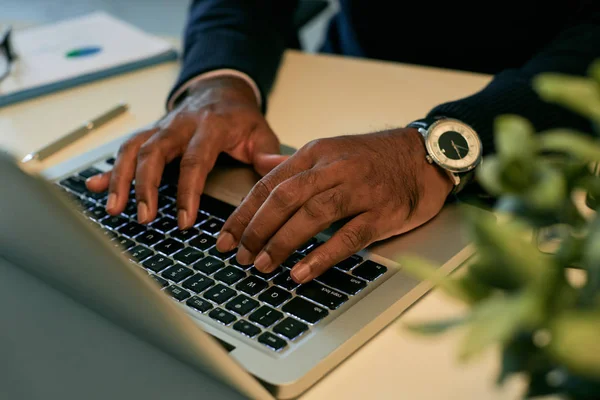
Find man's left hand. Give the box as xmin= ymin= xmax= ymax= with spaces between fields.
xmin=215 ymin=128 xmax=454 ymax=283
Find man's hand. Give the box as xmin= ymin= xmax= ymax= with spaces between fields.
xmin=215 ymin=128 xmax=454 ymax=284
xmin=86 ymin=76 xmax=286 ymax=229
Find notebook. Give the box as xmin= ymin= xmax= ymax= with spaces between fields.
xmin=0 ymin=12 xmax=178 ymax=108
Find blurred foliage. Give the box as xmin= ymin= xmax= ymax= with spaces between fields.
xmin=401 ymin=60 xmax=600 ymax=399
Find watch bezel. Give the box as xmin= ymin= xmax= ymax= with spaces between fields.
xmin=423 ymin=118 xmax=482 ymax=174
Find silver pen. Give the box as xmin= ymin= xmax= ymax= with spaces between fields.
xmin=21 ymin=102 xmax=129 ymax=163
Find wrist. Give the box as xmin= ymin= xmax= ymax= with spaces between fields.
xmin=405 ymin=127 xmax=455 ymax=198
xmin=186 ymin=75 xmax=260 ymax=110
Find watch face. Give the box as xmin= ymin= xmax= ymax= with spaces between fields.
xmin=425 ymin=119 xmax=482 ymax=172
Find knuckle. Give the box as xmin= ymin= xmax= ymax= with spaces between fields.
xmin=180 ymin=153 xmax=205 ymax=171
xmin=269 ymin=182 xmax=297 ymax=209
xmin=252 ymin=178 xmax=275 ymax=202
xmin=118 ymin=138 xmax=138 ymax=157
xmin=137 ymin=141 xmax=162 ymax=161
xmin=303 ymin=189 xmax=346 ymax=220
xmin=339 ymin=225 xmax=373 ymax=251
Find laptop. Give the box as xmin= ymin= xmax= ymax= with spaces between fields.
xmin=0 ymin=132 xmax=474 ymax=399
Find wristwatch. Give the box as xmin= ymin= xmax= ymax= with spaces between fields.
xmin=407 ymin=117 xmax=483 ymax=195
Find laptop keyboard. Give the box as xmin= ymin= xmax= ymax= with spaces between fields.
xmin=55 ymin=159 xmax=388 ymax=353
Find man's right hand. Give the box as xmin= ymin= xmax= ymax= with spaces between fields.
xmin=86 ymin=76 xmax=286 ymax=229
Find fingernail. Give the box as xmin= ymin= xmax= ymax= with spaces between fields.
xmin=138 ymin=201 xmax=149 ymax=224
xmin=216 ymin=232 xmax=236 ymax=252
xmin=236 ymin=245 xmax=255 ymax=265
xmin=178 ymin=209 xmax=189 ymax=229
xmin=254 ymin=251 xmax=272 ymax=272
xmin=86 ymin=174 xmax=102 ymax=183
xmin=291 ymin=263 xmax=311 ymax=283
xmin=106 ymin=193 xmax=117 ymax=211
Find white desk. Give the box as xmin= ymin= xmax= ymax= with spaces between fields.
xmin=0 ymin=46 xmax=528 ymax=399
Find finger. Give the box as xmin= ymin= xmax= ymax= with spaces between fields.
xmin=135 ymin=127 xmax=191 ymax=224
xmin=253 ymin=153 xmax=290 ymax=176
xmin=252 ymin=185 xmax=366 ymax=273
xmin=216 ymin=153 xmax=313 ymax=262
xmin=240 ymin=171 xmax=346 ymax=270
xmin=105 ymin=130 xmax=155 ymax=215
xmin=176 ymin=130 xmax=223 ymax=229
xmin=291 ymin=213 xmax=377 ymax=283
xmin=86 ymin=171 xmax=111 ymax=192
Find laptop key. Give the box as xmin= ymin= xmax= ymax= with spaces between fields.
xmin=171 ymin=228 xmax=199 ymax=242
xmin=251 ymin=266 xmax=281 ymax=281
xmin=151 ymin=216 xmax=177 ymax=233
xmin=273 ymin=317 xmax=309 ymax=340
xmin=335 ymin=255 xmax=363 ymax=271
xmin=249 ymin=306 xmax=283 ymax=328
xmin=199 ymin=195 xmax=236 ymax=220
xmin=106 ymin=157 xmax=116 ymax=165
xmin=282 ymin=252 xmax=304 ymax=269
xmin=182 ymin=273 xmax=214 ymax=294
xmin=122 ymin=202 xmax=138 ymax=218
xmin=214 ymin=266 xmax=246 ymax=285
xmin=60 ymin=176 xmax=105 ymax=200
xmin=352 ymin=260 xmax=387 ymax=281
xmin=118 ymin=222 xmax=146 ymax=238
xmin=102 ymin=215 xmax=128 ymax=229
xmin=297 ymin=281 xmax=348 ymax=310
xmin=173 ymin=247 xmax=204 ymax=265
xmin=143 ymin=254 xmax=173 ymax=273
xmin=233 ymin=320 xmax=261 ymax=338
xmin=198 ymin=218 xmax=223 ymax=234
xmin=282 ymin=297 xmax=329 ymax=324
xmin=236 ymin=276 xmax=268 ymax=296
xmin=86 ymin=206 xmax=108 ymax=221
xmin=165 ymin=285 xmax=191 ymax=301
xmin=316 ymin=268 xmax=367 ymax=295
xmin=186 ymin=296 xmax=213 ymax=313
xmin=137 ymin=230 xmax=165 ymax=246
xmin=79 ymin=167 xmax=103 ymax=179
xmin=157 ymin=195 xmax=174 ymax=210
xmin=194 ymin=256 xmax=225 ymax=275
xmin=209 ymin=308 xmax=237 ymax=325
xmin=112 ymin=236 xmax=135 ymax=250
xmin=154 ymin=238 xmax=184 ymax=255
xmin=228 ymin=257 xmax=253 ymax=270
xmin=203 ymin=284 xmax=236 ymax=304
xmin=226 ymin=295 xmax=259 ymax=316
xmin=150 ymin=275 xmax=169 ymax=288
xmin=273 ymin=270 xmax=300 ymax=291
xmin=208 ymin=246 xmax=237 ymax=260
xmin=258 ymin=286 xmax=292 ymax=308
xmin=258 ymin=332 xmax=287 ymax=351
xmin=162 ymin=265 xmax=194 ymax=283
xmin=189 ymin=233 xmax=216 ymax=251
xmin=159 ymin=184 xmax=177 ymax=199
xmin=127 ymin=245 xmax=153 ymax=262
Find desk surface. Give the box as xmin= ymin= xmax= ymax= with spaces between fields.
xmin=0 ymin=46 xmax=528 ymax=399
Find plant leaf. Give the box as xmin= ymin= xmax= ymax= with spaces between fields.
xmin=547 ymin=311 xmax=600 ymax=379
xmin=494 ymin=115 xmax=536 ymax=160
xmin=404 ymin=317 xmax=467 ymax=335
xmin=523 ymin=165 xmax=567 ymax=211
xmin=398 ymin=255 xmax=482 ymax=304
xmin=476 ymin=155 xmax=505 ymax=195
xmin=580 ymin=216 xmax=600 ymax=305
xmin=533 ymin=73 xmax=600 ymax=122
xmin=466 ymin=209 xmax=550 ymax=285
xmin=459 ymin=292 xmax=542 ymax=361
xmin=538 ymin=129 xmax=600 ymax=162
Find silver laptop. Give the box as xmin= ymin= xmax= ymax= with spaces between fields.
xmin=0 ymin=133 xmax=474 ymax=399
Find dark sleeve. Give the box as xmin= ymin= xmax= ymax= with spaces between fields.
xmin=168 ymin=0 xmax=299 ymax=111
xmin=427 ymin=4 xmax=600 ymax=156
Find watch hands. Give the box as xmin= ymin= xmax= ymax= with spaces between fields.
xmin=451 ymin=140 xmax=463 ymax=157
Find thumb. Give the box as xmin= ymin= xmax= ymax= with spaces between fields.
xmin=253 ymin=153 xmax=290 ymax=176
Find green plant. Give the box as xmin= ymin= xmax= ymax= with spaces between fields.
xmin=400 ymin=60 xmax=600 ymax=399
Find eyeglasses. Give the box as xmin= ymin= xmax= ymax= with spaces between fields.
xmin=0 ymin=27 xmax=17 ymax=84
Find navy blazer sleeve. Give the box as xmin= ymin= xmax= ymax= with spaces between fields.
xmin=168 ymin=0 xmax=298 ymax=111
xmin=428 ymin=2 xmax=600 ymax=156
